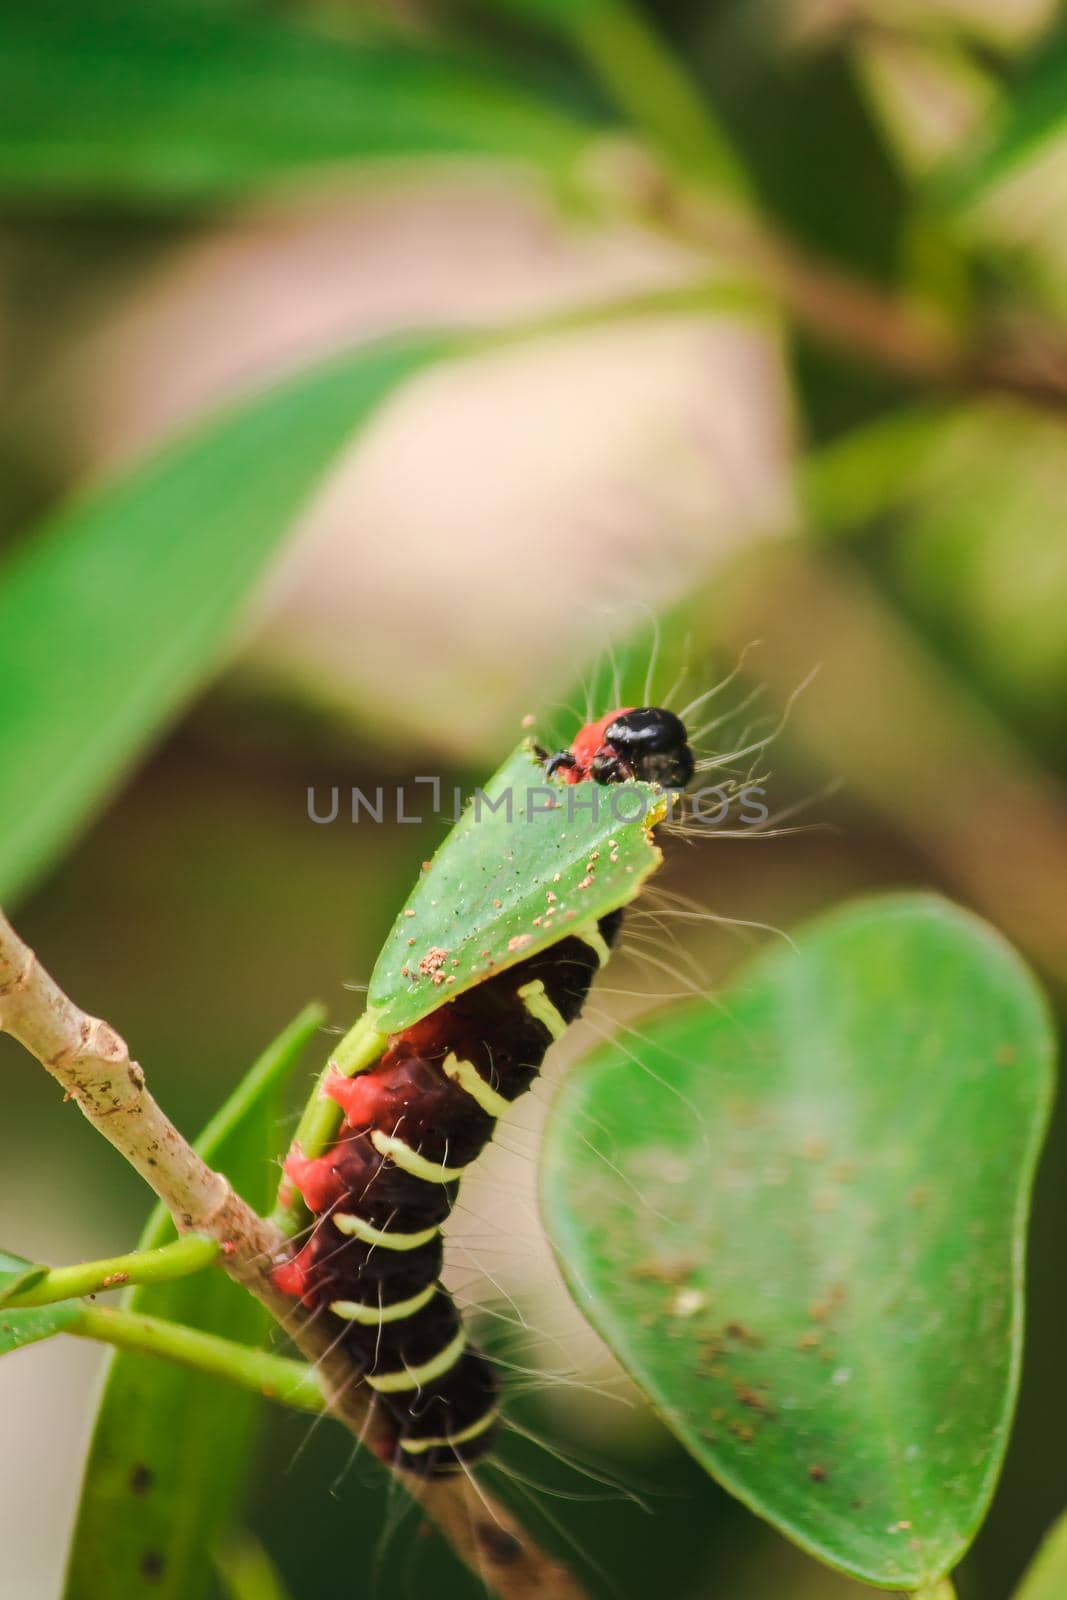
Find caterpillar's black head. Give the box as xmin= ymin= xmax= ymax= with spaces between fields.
xmin=546 ymin=705 xmax=694 ymax=789
xmin=595 ymin=708 xmax=694 ymax=788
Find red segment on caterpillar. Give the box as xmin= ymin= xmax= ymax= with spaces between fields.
xmin=565 ymin=709 xmax=632 ymax=783
xmin=283 ymin=1144 xmax=347 ymax=1214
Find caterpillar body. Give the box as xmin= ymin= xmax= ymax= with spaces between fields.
xmin=273 ymin=707 xmax=694 ymax=1477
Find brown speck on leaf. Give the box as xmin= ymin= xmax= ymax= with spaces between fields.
xmin=996 ymin=1043 xmax=1017 ymax=1065
xmin=629 ymin=1257 xmax=696 ymax=1285
xmin=407 ymin=937 xmax=416 ymax=947
xmin=140 ymin=1551 xmax=166 ymax=1581
xmin=797 ymin=1329 xmax=821 ymax=1351
xmin=727 ymin=1420 xmax=754 ymax=1443
xmin=578 ymin=875 xmax=594 ymax=890
xmin=418 ymin=947 xmax=448 ymax=976
xmin=129 ymin=1463 xmax=154 ymax=1495
xmin=401 ymin=967 xmax=409 ymax=979
xmin=508 ymin=934 xmax=532 ymax=952
xmin=546 ymin=890 xmax=556 ymax=903
xmin=492 ymin=899 xmax=502 ymax=909
xmin=734 ymin=1382 xmax=773 ymax=1415
xmin=809 ymin=1464 xmax=827 ymax=1482
xmin=403 ymin=909 xmax=416 ymax=918
xmin=725 ymin=1321 xmax=763 ymax=1349
xmin=102 ymin=1272 xmax=129 ymax=1288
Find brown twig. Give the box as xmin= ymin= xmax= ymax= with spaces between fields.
xmin=585 ymin=141 xmax=1067 ymax=414
xmin=0 ymin=908 xmax=588 ymax=1600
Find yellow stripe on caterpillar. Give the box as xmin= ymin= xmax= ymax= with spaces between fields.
xmin=333 ymin=1213 xmax=439 ymax=1251
xmin=398 ymin=1407 xmax=499 ymax=1455
xmin=370 ymin=1129 xmax=468 ymax=1184
xmin=517 ymin=978 xmax=567 ymax=1040
xmin=442 ymin=1052 xmax=511 ymax=1119
xmin=329 ymin=1283 xmax=436 ymax=1325
xmin=574 ymin=921 xmax=611 ymax=968
xmin=365 ymin=1327 xmax=468 ymax=1394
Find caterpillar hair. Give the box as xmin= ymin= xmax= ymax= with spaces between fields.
xmin=273 ymin=707 xmax=694 ymax=1478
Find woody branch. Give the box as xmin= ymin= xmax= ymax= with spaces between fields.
xmin=0 ymin=907 xmax=586 ymax=1600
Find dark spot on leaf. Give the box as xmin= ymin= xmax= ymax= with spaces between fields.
xmin=129 ymin=1463 xmax=154 ymax=1495
xmin=140 ymin=1550 xmax=166 ymax=1580
xmin=477 ymin=1523 xmax=523 ymax=1565
xmin=809 ymin=1464 xmax=828 ymax=1482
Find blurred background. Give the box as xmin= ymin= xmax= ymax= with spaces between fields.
xmin=2 ymin=1 xmax=1067 ymax=1596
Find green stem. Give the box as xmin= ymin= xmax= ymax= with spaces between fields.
xmin=67 ymin=1305 xmax=324 ymax=1414
xmin=215 ymin=1533 xmax=293 ymax=1600
xmin=270 ymin=1009 xmax=388 ymax=1236
xmin=569 ymin=0 xmax=746 ymax=193
xmin=3 ymin=1234 xmax=219 ymax=1308
xmin=505 ymin=0 xmax=744 ymax=196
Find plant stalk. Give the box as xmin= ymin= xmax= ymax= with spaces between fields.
xmin=67 ymin=1304 xmax=324 ymax=1413
xmin=2 ymin=1234 xmax=219 ymax=1308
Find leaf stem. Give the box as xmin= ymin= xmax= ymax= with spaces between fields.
xmin=67 ymin=1304 xmax=324 ymax=1413
xmin=567 ymin=0 xmax=745 ymax=193
xmin=1 ymin=1233 xmax=219 ymax=1308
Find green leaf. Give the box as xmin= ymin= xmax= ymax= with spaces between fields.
xmin=366 ymin=741 xmax=666 ymax=1032
xmin=541 ymin=894 xmax=1054 ymax=1589
xmin=0 ymin=334 xmax=452 ymax=904
xmin=0 ymin=1250 xmax=79 ymax=1350
xmin=63 ymin=1004 xmax=323 ymax=1600
xmin=1013 ymin=1509 xmax=1067 ymax=1600
xmin=0 ymin=1250 xmax=48 ymax=1306
xmin=0 ymin=0 xmax=593 ymax=203
xmin=945 ymin=30 xmax=1067 ymax=208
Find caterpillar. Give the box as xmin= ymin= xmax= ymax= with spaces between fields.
xmin=273 ymin=706 xmax=695 ymax=1477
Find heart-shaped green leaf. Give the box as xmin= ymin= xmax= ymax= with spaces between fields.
xmin=541 ymin=894 xmax=1054 ymax=1589
xmin=64 ymin=1004 xmax=322 ymax=1600
xmin=367 ymin=742 xmax=665 ymax=1032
